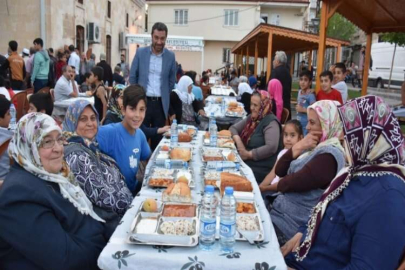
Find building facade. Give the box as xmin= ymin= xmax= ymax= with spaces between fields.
xmin=0 ymin=0 xmax=145 ymax=67
xmin=146 ymin=0 xmax=310 ymax=74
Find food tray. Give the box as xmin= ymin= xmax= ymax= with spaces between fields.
xmin=145 ymin=167 xmax=195 ymax=188
xmin=128 ymin=200 xmax=200 ymax=247
xmin=200 ymin=147 xmax=240 ymax=163
xmin=202 ymin=170 xmax=245 ymax=189
xmin=163 ymin=125 xmax=198 ymax=139
xmin=154 ymin=146 xmax=194 ymax=163
xmin=225 ymin=109 xmax=246 ymax=118
xmin=202 ymin=136 xmax=236 ymax=149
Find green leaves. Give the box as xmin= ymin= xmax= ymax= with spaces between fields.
xmin=326 ymin=13 xmax=356 ymax=41
xmin=381 ymin=33 xmax=405 ymax=47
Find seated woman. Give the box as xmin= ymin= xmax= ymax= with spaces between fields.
xmin=170 ymin=75 xmax=206 ymax=129
xmin=270 ymin=100 xmax=345 ymax=246
xmin=104 ymin=84 xmax=170 ymax=138
xmin=284 ymin=96 xmax=405 ymax=269
xmin=230 ymin=91 xmax=283 ymax=184
xmin=0 ymin=113 xmax=108 ymax=269
xmin=238 ymin=81 xmax=253 ymax=115
xmin=63 ymin=100 xmax=133 ymax=217
xmin=185 ymin=71 xmax=204 ymax=101
xmin=267 ymin=79 xmax=283 ymax=121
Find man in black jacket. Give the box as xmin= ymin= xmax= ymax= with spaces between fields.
xmin=270 ymin=51 xmax=292 ymax=120
xmin=96 ymin=53 xmax=113 ymax=87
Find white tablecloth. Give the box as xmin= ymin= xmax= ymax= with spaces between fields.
xmin=97 ymin=132 xmax=287 ymax=270
xmin=53 ymin=97 xmax=94 ymax=109
xmin=210 ymin=87 xmax=237 ymax=96
xmin=203 ymin=96 xmax=245 ymax=126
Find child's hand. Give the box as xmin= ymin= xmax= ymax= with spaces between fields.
xmin=296 ymin=104 xmax=305 ymax=113
xmin=281 ymin=233 xmax=303 ymax=257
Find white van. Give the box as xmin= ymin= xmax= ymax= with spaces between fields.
xmin=368 ymin=42 xmax=405 ymax=89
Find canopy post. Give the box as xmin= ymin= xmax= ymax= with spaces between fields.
xmin=266 ymin=31 xmax=273 ymax=81
xmin=290 ymin=53 xmax=295 ymax=77
xmin=336 ymin=44 xmax=341 ymax=62
xmin=308 ymin=49 xmax=313 ymax=70
xmin=361 ymin=33 xmax=372 ymax=96
xmin=315 ymin=0 xmax=329 ymax=93
xmin=254 ymin=38 xmax=258 ymax=77
xmin=245 ymin=45 xmax=249 ymax=76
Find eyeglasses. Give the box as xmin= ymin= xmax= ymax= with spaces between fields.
xmin=40 ymin=137 xmax=64 ymax=149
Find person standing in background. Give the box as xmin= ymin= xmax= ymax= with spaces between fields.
xmin=67 ymin=45 xmax=80 ymax=83
xmin=31 ymin=38 xmax=50 ymax=93
xmin=3 ymin=41 xmax=26 ymax=90
xmin=47 ymin=48 xmax=57 ymax=88
xmin=129 ymin=22 xmax=176 ymax=150
xmin=86 ymin=53 xmax=96 ymax=73
xmin=118 ymin=54 xmax=129 ymax=83
xmin=97 ymin=53 xmax=113 ymax=87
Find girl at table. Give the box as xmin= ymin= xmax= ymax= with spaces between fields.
xmin=230 ymin=91 xmax=283 ymax=184
xmin=169 ymin=75 xmax=207 ymax=129
xmin=63 ymin=99 xmax=133 ymax=217
xmin=259 ymin=120 xmax=303 ymax=195
xmin=270 ymin=100 xmax=345 ymax=246
xmin=0 ymin=113 xmax=109 ymax=270
xmin=267 ymin=79 xmax=283 ymax=121
xmin=283 ymin=96 xmax=405 ymax=270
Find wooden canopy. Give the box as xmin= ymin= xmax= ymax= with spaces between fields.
xmin=231 ymin=23 xmax=349 ymax=80
xmin=316 ymin=0 xmax=405 ymax=96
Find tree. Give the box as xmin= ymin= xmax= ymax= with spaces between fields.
xmin=381 ymin=33 xmax=405 ymax=90
xmin=327 ymin=13 xmax=357 ymax=41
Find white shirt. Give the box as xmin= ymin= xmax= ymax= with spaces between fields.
xmin=146 ymin=49 xmax=163 ymax=97
xmin=332 ymin=81 xmax=348 ymax=103
xmin=0 ymin=87 xmax=11 ymax=100
xmin=68 ymin=52 xmax=81 ymax=75
xmin=54 ymin=76 xmax=73 ymax=102
xmin=271 ymin=149 xmax=288 ymax=185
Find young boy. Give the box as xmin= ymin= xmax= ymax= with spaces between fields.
xmin=316 ymin=70 xmax=343 ymax=105
xmin=0 ymin=96 xmax=13 ymax=181
xmin=97 ymin=85 xmax=151 ymax=194
xmin=80 ymin=72 xmax=92 ymax=93
xmin=332 ymin=62 xmax=348 ymax=103
xmin=28 ymin=93 xmax=54 ymax=115
xmin=296 ymin=70 xmax=316 ymax=135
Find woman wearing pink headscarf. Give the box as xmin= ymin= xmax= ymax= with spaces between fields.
xmin=268 ymin=79 xmax=283 ymax=121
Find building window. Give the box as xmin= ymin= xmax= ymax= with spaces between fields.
xmin=224 ymin=9 xmax=239 ymax=26
xmin=260 ymin=14 xmax=268 ymax=24
xmin=126 ymin=13 xmax=129 ymax=28
xmin=107 ymin=1 xmax=111 ymax=19
xmin=175 ymin=9 xmax=188 ymax=25
xmin=78 ymin=0 xmax=83 ymax=4
xmin=223 ymin=48 xmax=231 ymax=63
xmin=106 ymin=35 xmax=111 ymax=65
xmin=76 ymin=26 xmax=85 ymax=55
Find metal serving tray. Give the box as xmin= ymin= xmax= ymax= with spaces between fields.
xmin=145 ymin=167 xmax=196 ymax=189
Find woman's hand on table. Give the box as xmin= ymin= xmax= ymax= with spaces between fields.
xmin=259 ymin=182 xmax=278 ymax=192
xmin=291 ymin=132 xmax=321 ymax=159
xmin=281 ymin=232 xmax=303 ymax=257
xmin=239 ymin=148 xmax=253 ymax=160
xmin=198 ymin=109 xmax=206 ymax=117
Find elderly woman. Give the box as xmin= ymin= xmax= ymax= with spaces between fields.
xmin=230 ymin=91 xmax=283 ymax=183
xmin=170 ymin=75 xmax=206 ymax=128
xmin=0 ymin=113 xmax=108 ymax=269
xmin=270 ymin=100 xmax=345 ymax=246
xmin=283 ymin=96 xmax=405 ymax=269
xmin=63 ymin=100 xmax=133 ymax=217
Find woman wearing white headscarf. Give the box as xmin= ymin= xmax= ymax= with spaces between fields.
xmin=0 ymin=113 xmax=109 ymax=270
xmin=169 ymin=75 xmax=206 ymax=129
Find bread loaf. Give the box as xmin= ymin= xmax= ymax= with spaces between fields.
xmin=218 ymin=130 xmax=232 ymax=137
xmin=169 ymin=148 xmax=192 ymax=162
xmin=228 ymin=101 xmax=238 ymax=108
xmin=162 ymin=182 xmax=192 ymax=203
xmin=178 ymin=132 xmax=192 ymax=142
xmin=227 ymin=152 xmax=237 ymax=162
xmin=220 ymin=172 xmax=253 ymax=193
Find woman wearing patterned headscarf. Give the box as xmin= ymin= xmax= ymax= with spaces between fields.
xmin=283 ymin=96 xmax=405 ymax=269
xmin=63 ymin=99 xmax=133 ymax=217
xmin=0 ymin=113 xmax=108 ymax=269
xmin=104 ymin=84 xmax=126 ymax=125
xmin=270 ymin=100 xmax=346 ymax=246
xmin=230 ymin=91 xmax=283 ymax=183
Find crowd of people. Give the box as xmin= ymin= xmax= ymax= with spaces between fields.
xmin=0 ymin=21 xmax=404 ymax=270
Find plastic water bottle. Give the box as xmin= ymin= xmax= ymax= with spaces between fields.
xmin=220 ymin=187 xmax=236 ymax=253
xmin=9 ymin=104 xmax=17 ymax=130
xmin=206 ymin=161 xmax=240 ymax=171
xmin=209 ymin=120 xmax=217 ymax=147
xmin=200 ymin=185 xmax=217 ymax=251
xmin=170 ymin=119 xmax=178 ymax=147
xmin=209 ymin=112 xmax=215 ymax=127
xmin=221 ymin=99 xmax=226 ymax=115
xmin=155 ymin=159 xmax=188 ymax=169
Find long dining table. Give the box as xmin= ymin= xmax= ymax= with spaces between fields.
xmin=97 ymin=131 xmax=287 ymax=270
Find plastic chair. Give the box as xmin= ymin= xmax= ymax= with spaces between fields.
xmin=281 ymin=108 xmax=289 ymax=124
xmin=37 ymin=87 xmax=50 ymax=94
xmin=10 ymin=91 xmax=28 ymax=121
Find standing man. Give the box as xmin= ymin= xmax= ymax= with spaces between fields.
xmin=47 ymin=48 xmax=57 ymax=88
xmin=270 ymin=51 xmax=292 ymax=120
xmin=67 ymin=45 xmax=80 ymax=83
xmin=31 ymin=38 xmax=50 ymax=93
xmin=96 ymin=53 xmax=113 ymax=87
xmin=129 ymin=22 xmax=176 ymax=149
xmin=86 ymin=53 xmax=96 ymax=73
xmin=3 ymin=41 xmax=26 ymax=90
xmin=118 ymin=54 xmax=130 ymax=82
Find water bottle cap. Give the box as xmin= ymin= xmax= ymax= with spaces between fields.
xmin=205 ymin=185 xmax=214 ymax=193
xmin=173 ymin=119 xmax=177 ymax=124
xmin=224 ymin=186 xmax=234 ymax=195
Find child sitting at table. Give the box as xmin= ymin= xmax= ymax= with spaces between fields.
xmin=0 ymin=96 xmax=13 ymax=182
xmin=28 ymin=93 xmax=54 ymax=116
xmin=259 ymin=120 xmax=303 ymax=202
xmin=97 ymin=84 xmax=151 ymax=195
xmin=331 ymin=62 xmax=348 ymax=103
xmin=316 ymin=70 xmax=343 ymax=105
xmin=295 ymin=70 xmax=316 ymax=135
